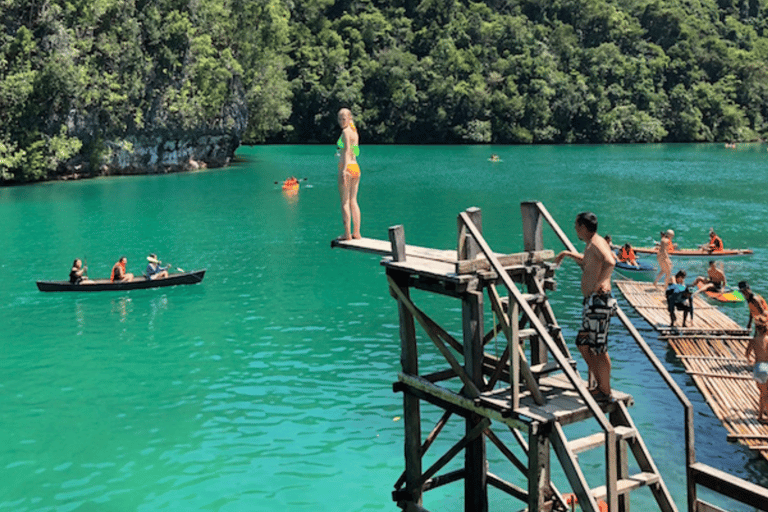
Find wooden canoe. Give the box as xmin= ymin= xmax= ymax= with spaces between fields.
xmin=37 ymin=269 xmax=206 ymax=292
xmin=632 ymin=247 xmax=753 ymax=257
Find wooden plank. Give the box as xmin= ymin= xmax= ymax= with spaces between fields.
xmin=685 ymin=371 xmax=752 ymax=380
xmin=397 ymin=373 xmax=529 ymax=432
xmin=455 ymin=250 xmax=555 ymax=274
xmin=690 ymin=462 xmax=768 ymax=511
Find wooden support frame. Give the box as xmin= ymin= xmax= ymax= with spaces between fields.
xmin=458 ymin=209 xmax=619 ymax=512
xmin=367 ymin=204 xmax=752 ymax=512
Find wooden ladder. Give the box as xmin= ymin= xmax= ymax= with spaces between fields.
xmin=550 ymin=400 xmax=678 ymax=512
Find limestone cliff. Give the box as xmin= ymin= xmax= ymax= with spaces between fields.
xmin=61 ymin=77 xmax=248 ymax=179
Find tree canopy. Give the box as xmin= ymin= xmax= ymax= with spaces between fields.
xmin=2 ymin=0 xmax=767 ymax=182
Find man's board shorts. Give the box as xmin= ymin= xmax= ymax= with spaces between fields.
xmin=754 ymin=361 xmax=768 ymax=384
xmin=576 ymin=292 xmax=618 ymax=355
xmin=346 ymin=163 xmax=361 ymax=177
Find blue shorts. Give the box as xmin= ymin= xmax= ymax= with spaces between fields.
xmin=576 ymin=292 xmax=617 ymax=355
xmin=754 ymin=362 xmax=768 ymax=384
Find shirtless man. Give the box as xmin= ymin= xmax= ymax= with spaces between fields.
xmin=555 ymin=212 xmax=617 ymax=403
xmin=692 ymin=260 xmax=727 ymax=293
xmin=653 ymin=229 xmax=674 ymax=287
xmin=740 ymin=281 xmax=768 ymax=423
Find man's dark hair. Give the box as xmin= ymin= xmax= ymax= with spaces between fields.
xmin=575 ymin=211 xmax=598 ymax=233
xmin=675 ymin=270 xmax=687 ymax=278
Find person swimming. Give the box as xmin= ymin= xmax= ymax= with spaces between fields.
xmin=336 ymin=108 xmax=361 ymax=240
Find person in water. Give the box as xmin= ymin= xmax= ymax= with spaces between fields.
xmin=336 ymin=108 xmax=361 ymax=240
xmin=69 ymin=258 xmax=93 ymax=284
xmin=146 ymin=253 xmax=170 ymax=280
xmin=706 ymin=228 xmax=724 ymax=253
xmin=691 ymin=260 xmax=727 ymax=293
xmin=666 ymin=270 xmax=694 ymax=327
xmin=110 ymin=256 xmax=134 ymax=282
xmin=740 ymin=281 xmax=768 ymax=423
xmin=653 ymin=229 xmax=675 ymax=287
xmin=555 ymin=212 xmax=617 ymax=404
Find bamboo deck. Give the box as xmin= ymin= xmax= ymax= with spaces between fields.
xmin=615 ymin=280 xmax=768 ymax=461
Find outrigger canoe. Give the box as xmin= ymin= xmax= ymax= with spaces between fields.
xmin=632 ymin=247 xmax=753 ymax=257
xmin=37 ymin=269 xmax=206 ymax=292
xmin=614 ymin=259 xmax=655 ymax=280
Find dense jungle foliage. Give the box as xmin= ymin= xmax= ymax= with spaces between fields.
xmin=2 ymin=0 xmax=768 ymax=182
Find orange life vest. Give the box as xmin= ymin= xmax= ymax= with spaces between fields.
xmin=619 ymin=246 xmax=635 ymax=262
xmin=710 ymin=235 xmax=723 ymax=252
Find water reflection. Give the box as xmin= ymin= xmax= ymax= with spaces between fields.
xmin=111 ymin=296 xmax=133 ymax=321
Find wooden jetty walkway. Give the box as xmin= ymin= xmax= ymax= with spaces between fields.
xmin=615 ymin=280 xmax=768 ymax=462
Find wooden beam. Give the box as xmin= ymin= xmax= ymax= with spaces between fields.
xmin=486 ymin=284 xmax=544 ymax=406
xmin=389 ymin=225 xmax=406 ymax=262
xmin=690 ymin=462 xmax=768 ymax=511
xmin=396 ymin=372 xmax=529 ymax=432
xmin=388 ymin=275 xmax=481 ymax=398
xmin=417 ymin=418 xmax=491 ymax=489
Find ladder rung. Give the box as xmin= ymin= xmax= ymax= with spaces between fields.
xmin=529 ymin=359 xmax=577 ymax=376
xmin=500 ymin=294 xmax=546 ymax=308
xmin=567 ymin=427 xmax=638 ymax=454
xmin=568 ymin=433 xmax=605 ymax=454
xmin=591 ymin=472 xmax=660 ymax=500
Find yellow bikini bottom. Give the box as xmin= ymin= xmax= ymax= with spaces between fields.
xmin=346 ymin=163 xmax=360 ymax=177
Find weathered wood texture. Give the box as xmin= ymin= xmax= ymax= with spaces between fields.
xmin=615 ymin=280 xmax=768 ymax=462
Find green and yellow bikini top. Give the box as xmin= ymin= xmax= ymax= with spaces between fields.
xmin=337 ymin=123 xmax=360 ymax=157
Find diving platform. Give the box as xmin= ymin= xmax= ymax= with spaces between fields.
xmin=332 ymin=202 xmax=768 ymax=512
xmin=615 ymin=280 xmax=768 ymax=463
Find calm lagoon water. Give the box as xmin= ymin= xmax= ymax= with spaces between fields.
xmin=1 ymin=143 xmax=768 ymax=511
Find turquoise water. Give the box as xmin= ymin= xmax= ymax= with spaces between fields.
xmin=1 ymin=144 xmax=767 ymax=511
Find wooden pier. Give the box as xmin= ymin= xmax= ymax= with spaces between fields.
xmin=332 ymin=202 xmax=768 ymax=512
xmin=615 ymin=280 xmax=768 ymax=462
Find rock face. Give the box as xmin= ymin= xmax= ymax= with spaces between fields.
xmin=63 ymin=77 xmax=248 ymax=178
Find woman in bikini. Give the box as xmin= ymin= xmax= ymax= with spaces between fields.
xmin=336 ymin=108 xmax=361 ymax=240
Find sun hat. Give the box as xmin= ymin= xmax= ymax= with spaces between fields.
xmin=147 ymin=253 xmax=160 ymax=264
xmin=665 ymin=229 xmax=674 ymax=237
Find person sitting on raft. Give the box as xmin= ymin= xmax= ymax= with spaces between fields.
xmin=617 ymin=243 xmax=639 ymax=267
xmin=692 ymin=260 xmax=727 ymax=293
xmin=111 ymin=256 xmax=134 ymax=282
xmin=706 ymin=228 xmax=724 ymax=253
xmin=69 ymin=258 xmax=93 ymax=285
xmin=666 ymin=270 xmax=694 ymax=327
xmin=145 ymin=253 xmax=170 ymax=280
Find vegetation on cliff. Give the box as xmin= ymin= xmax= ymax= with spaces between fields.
xmin=2 ymin=0 xmax=767 ymax=182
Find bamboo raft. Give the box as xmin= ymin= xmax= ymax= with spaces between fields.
xmin=615 ymin=280 xmax=768 ymax=461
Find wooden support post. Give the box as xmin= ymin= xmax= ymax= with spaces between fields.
xmin=390 ymin=225 xmax=406 ymax=262
xmin=458 ymin=207 xmax=482 ymax=260
xmin=510 ymin=300 xmax=520 ymax=410
xmin=463 ymin=290 xmax=487 ymax=512
xmin=528 ymin=423 xmax=550 ymax=512
xmin=521 ymin=202 xmax=544 ymax=252
xmin=391 ymin=269 xmax=423 ymax=507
